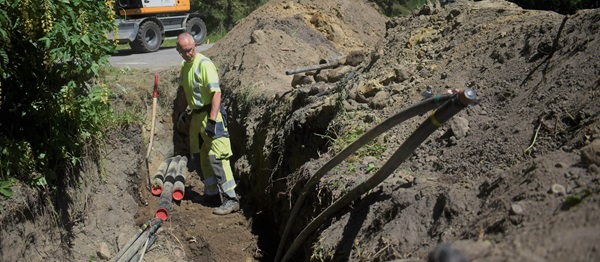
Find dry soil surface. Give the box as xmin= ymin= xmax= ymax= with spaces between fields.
xmin=1 ymin=0 xmax=599 ymax=262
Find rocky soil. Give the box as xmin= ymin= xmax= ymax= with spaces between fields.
xmin=1 ymin=0 xmax=599 ymax=262
xmin=207 ymin=0 xmax=600 ymax=261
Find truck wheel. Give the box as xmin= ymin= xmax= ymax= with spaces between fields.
xmin=186 ymin=17 xmax=207 ymax=45
xmin=130 ymin=21 xmax=162 ymax=53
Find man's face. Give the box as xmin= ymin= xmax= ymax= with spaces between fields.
xmin=177 ymin=41 xmax=196 ymax=62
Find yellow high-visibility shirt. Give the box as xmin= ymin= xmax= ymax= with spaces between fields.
xmin=179 ymin=54 xmax=220 ymax=109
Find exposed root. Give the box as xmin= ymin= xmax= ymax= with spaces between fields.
xmin=516 ymin=115 xmax=545 ymax=160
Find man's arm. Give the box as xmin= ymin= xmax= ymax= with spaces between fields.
xmin=210 ymin=92 xmax=221 ymax=121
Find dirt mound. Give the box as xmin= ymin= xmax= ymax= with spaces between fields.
xmin=205 ymin=0 xmax=387 ymax=95
xmin=216 ymin=0 xmax=600 ymax=261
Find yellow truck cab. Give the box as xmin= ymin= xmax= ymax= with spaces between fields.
xmin=109 ymin=0 xmax=206 ymax=53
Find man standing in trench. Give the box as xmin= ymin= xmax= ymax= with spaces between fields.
xmin=176 ymin=32 xmax=240 ymax=215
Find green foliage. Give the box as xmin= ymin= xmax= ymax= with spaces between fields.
xmin=367 ymin=162 xmax=377 ymax=174
xmin=368 ymin=0 xmax=428 ymax=16
xmin=507 ymin=0 xmax=599 ymax=14
xmin=191 ymin=0 xmax=268 ymax=33
xmin=368 ymin=0 xmax=600 ymax=16
xmin=0 ymin=0 xmax=116 ymax=192
xmin=0 ymin=178 xmax=14 ymax=197
xmin=318 ymin=114 xmax=388 ymax=163
xmin=563 ymin=195 xmax=582 ymax=208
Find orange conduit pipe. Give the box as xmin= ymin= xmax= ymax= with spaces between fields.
xmin=155 ymin=156 xmax=181 ymax=220
xmin=151 ymin=157 xmax=173 ymax=196
xmin=173 ymin=156 xmax=188 ymax=201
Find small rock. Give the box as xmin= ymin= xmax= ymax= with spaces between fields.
xmin=329 ymin=23 xmax=345 ymax=42
xmin=429 ymin=243 xmax=468 ymax=262
xmin=581 ymin=139 xmax=600 ymax=167
xmin=449 ymin=116 xmax=469 ymax=139
xmin=97 ymin=242 xmax=111 ymax=260
xmin=291 ymin=74 xmax=314 ymax=87
xmin=174 ymin=248 xmax=184 ymax=258
xmin=568 ymin=170 xmax=580 ymax=179
xmin=117 ymin=232 xmax=128 ymax=250
xmin=510 ymin=203 xmax=524 ymax=215
xmin=537 ymin=40 xmax=553 ymax=55
xmin=555 ymin=162 xmax=567 ymax=168
xmin=327 ymin=65 xmax=353 ymax=82
xmin=249 ymin=30 xmax=266 ymax=44
xmin=454 ymin=16 xmax=464 ymax=27
xmin=342 ymin=100 xmax=357 ymax=111
xmin=452 ymin=240 xmax=492 ymax=260
xmin=309 ymin=82 xmax=329 ymax=95
xmin=550 ymin=184 xmax=566 ymax=195
xmin=369 ymin=91 xmax=389 ymax=109
xmin=425 ymin=155 xmax=439 ymax=163
xmin=418 ymin=5 xmax=433 ymax=16
xmin=360 ymin=80 xmax=383 ymax=97
xmin=394 ymin=68 xmax=413 ymax=82
xmin=589 ymin=164 xmax=599 ymax=174
xmin=345 ymin=51 xmax=366 ymax=66
xmin=314 ymin=70 xmax=328 ymax=82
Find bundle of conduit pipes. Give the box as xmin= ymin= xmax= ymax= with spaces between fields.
xmin=111 ymin=218 xmax=162 ymax=262
xmin=110 ymin=155 xmax=188 ymax=262
xmin=153 ymin=155 xmax=188 ymax=221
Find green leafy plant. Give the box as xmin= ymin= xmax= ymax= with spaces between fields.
xmin=192 ymin=0 xmax=268 ymax=32
xmin=506 ymin=0 xmax=599 ymax=14
xmin=0 ymin=179 xmax=13 ymax=197
xmin=367 ymin=162 xmax=377 ymax=174
xmin=368 ymin=0 xmax=428 ymax=16
xmin=0 ymin=0 xmax=116 ymax=192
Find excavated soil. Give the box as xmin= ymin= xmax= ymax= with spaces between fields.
xmin=1 ymin=0 xmax=599 ymax=262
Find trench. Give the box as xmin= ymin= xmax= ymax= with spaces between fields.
xmin=226 ymin=89 xmax=340 ymax=261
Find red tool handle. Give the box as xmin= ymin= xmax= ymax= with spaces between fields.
xmin=153 ymin=74 xmax=159 ymax=98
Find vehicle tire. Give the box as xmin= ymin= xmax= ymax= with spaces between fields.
xmin=130 ymin=21 xmax=162 ymax=53
xmin=117 ymin=0 xmax=141 ymax=8
xmin=186 ymin=17 xmax=207 ymax=45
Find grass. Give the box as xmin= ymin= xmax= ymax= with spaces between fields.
xmin=317 ymin=113 xmax=388 ymax=163
xmin=115 ymin=38 xmax=178 ymax=51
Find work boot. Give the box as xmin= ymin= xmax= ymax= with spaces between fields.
xmin=213 ymin=197 xmax=240 ymax=215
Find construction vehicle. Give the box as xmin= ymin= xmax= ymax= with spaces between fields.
xmin=109 ymin=0 xmax=207 ymax=53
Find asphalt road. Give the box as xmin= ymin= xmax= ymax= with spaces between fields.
xmin=108 ymin=43 xmax=214 ymax=69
